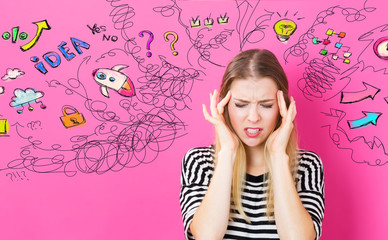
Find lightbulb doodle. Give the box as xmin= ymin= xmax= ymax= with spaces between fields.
xmin=273 ymin=19 xmax=297 ymax=43
xmin=9 ymin=88 xmax=47 ymax=114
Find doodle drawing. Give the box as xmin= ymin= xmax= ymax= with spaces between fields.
xmin=60 ymin=105 xmax=86 ymax=129
xmin=0 ymin=119 xmax=10 ymax=136
xmin=93 ymin=64 xmax=135 ymax=98
xmin=9 ymin=88 xmax=46 ymax=113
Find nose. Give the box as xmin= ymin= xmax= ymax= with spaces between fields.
xmin=247 ymin=106 xmax=260 ymax=123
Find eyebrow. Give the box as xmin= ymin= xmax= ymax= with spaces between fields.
xmin=233 ymin=98 xmax=275 ymax=104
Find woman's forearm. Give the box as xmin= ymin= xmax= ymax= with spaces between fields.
xmin=190 ymin=150 xmax=234 ymax=240
xmin=271 ymin=154 xmax=316 ymax=240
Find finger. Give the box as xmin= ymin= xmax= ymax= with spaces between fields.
xmin=277 ymin=90 xmax=288 ymax=119
xmin=285 ymin=97 xmax=296 ymax=126
xmin=209 ymin=90 xmax=218 ymax=117
xmin=202 ymin=103 xmax=216 ymax=124
xmin=289 ymin=97 xmax=297 ymax=121
xmin=217 ymin=90 xmax=231 ymax=114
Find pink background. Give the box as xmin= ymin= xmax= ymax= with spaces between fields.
xmin=0 ymin=0 xmax=387 ymax=239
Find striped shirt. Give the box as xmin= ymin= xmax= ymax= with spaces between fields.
xmin=180 ymin=146 xmax=325 ymax=240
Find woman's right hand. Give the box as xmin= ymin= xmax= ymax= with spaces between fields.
xmin=202 ymin=89 xmax=239 ymax=158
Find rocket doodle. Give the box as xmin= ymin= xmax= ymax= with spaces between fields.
xmin=92 ymin=64 xmax=135 ymax=98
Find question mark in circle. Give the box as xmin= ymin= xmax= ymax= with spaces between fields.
xmin=164 ymin=31 xmax=179 ymax=56
xmin=139 ymin=30 xmax=154 ymax=58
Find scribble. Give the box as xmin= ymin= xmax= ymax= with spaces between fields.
xmin=6 ymin=105 xmax=187 ymax=177
xmin=135 ymin=55 xmax=202 ymax=111
xmin=46 ymin=56 xmax=92 ymax=100
xmin=4 ymin=33 xmax=201 ymax=176
xmin=105 ymin=0 xmax=136 ymax=46
xmin=187 ymin=28 xmax=234 ymax=68
xmin=297 ymin=57 xmax=345 ymax=101
xmin=235 ymin=0 xmax=274 ymax=51
xmin=322 ymin=108 xmax=388 ymax=166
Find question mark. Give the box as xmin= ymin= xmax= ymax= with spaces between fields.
xmin=164 ymin=31 xmax=179 ymax=56
xmin=139 ymin=30 xmax=154 ymax=57
xmin=21 ymin=171 xmax=29 ymax=181
xmin=6 ymin=173 xmax=13 ymax=182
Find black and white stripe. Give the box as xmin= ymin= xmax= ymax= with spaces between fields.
xmin=180 ymin=146 xmax=325 ymax=240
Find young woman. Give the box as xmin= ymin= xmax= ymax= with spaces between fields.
xmin=180 ymin=49 xmax=324 ymax=240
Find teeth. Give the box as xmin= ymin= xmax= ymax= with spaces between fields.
xmin=246 ymin=128 xmax=260 ymax=133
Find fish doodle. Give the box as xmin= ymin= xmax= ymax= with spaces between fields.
xmin=92 ymin=64 xmax=135 ymax=98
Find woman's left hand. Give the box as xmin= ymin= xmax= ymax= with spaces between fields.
xmin=266 ymin=90 xmax=297 ymax=158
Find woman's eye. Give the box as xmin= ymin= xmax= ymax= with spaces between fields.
xmin=261 ymin=104 xmax=273 ymax=109
xmin=235 ymin=103 xmax=247 ymax=108
xmin=96 ymin=72 xmax=106 ymax=80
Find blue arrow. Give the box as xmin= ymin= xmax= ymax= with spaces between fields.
xmin=347 ymin=111 xmax=382 ymax=129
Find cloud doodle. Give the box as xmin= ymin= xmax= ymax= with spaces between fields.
xmin=2 ymin=68 xmax=25 ymax=80
xmin=9 ymin=88 xmax=46 ymax=113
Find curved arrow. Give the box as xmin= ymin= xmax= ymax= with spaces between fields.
xmin=21 ymin=20 xmax=51 ymax=51
xmin=340 ymin=82 xmax=380 ymax=104
xmin=347 ymin=111 xmax=382 ymax=129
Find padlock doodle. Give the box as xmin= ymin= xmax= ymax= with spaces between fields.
xmin=92 ymin=64 xmax=135 ymax=98
xmin=60 ymin=105 xmax=86 ymax=128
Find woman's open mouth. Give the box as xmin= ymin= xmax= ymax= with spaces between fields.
xmin=244 ymin=128 xmax=262 ymax=137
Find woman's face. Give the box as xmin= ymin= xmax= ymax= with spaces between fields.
xmin=227 ymin=77 xmax=280 ymax=150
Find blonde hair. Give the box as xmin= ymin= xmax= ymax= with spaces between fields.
xmin=214 ymin=49 xmax=299 ymax=222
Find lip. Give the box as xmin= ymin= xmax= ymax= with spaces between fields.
xmin=244 ymin=128 xmax=262 ymax=137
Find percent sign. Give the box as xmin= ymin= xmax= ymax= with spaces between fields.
xmin=2 ymin=27 xmax=29 ymax=43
